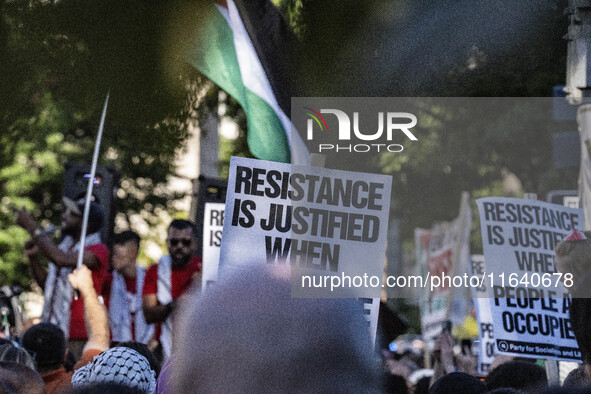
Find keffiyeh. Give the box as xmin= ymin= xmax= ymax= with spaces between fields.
xmin=109 ymin=267 xmax=153 ymax=343
xmin=71 ymin=347 xmax=156 ymax=393
xmin=41 ymin=232 xmax=101 ymax=338
xmin=157 ymin=255 xmax=173 ymax=359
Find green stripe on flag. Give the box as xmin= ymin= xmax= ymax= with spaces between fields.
xmin=185 ymin=4 xmax=291 ymax=163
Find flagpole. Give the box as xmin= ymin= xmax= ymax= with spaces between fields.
xmin=76 ymin=93 xmax=109 ymax=269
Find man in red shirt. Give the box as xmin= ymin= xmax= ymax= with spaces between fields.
xmin=102 ymin=230 xmax=154 ymax=344
xmin=142 ymin=219 xmax=201 ymax=359
xmin=16 ymin=197 xmax=109 ymax=358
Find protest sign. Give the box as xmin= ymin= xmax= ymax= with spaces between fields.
xmin=201 ymin=202 xmax=225 ymax=290
xmin=417 ymin=196 xmax=471 ymax=342
xmin=469 ymin=255 xmax=496 ymax=375
xmin=218 ymin=157 xmax=392 ymax=344
xmin=476 ymin=197 xmax=583 ymax=361
xmin=361 ymin=297 xmax=381 ymax=346
xmin=219 ymin=156 xmax=392 ymax=298
xmin=415 ymin=227 xmax=445 ymax=341
xmin=419 ymin=297 xmax=447 ymax=343
xmin=414 ymin=228 xmax=431 ymax=297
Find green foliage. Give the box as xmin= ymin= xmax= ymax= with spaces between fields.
xmin=0 ymin=227 xmax=30 ymax=287
xmin=0 ymin=0 xmax=202 ymax=287
xmin=274 ymin=0 xmax=305 ymax=38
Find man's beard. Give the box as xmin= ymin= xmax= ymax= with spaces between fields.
xmin=171 ymin=252 xmax=191 ymax=268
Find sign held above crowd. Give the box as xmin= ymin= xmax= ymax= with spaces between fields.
xmin=476 ymin=197 xmax=583 ymax=361
xmin=219 ymin=156 xmax=392 ymax=299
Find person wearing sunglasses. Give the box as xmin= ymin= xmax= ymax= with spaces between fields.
xmin=142 ymin=219 xmax=202 ymax=360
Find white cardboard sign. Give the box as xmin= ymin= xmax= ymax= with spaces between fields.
xmin=476 ymin=197 xmax=583 ymax=361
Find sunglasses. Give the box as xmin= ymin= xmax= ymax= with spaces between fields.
xmin=169 ymin=238 xmax=192 ymax=247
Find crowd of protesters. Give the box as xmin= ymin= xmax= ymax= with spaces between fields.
xmin=1 ymin=199 xmax=591 ymax=392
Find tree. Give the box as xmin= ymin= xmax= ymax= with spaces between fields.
xmin=0 ymin=0 xmax=206 ymax=287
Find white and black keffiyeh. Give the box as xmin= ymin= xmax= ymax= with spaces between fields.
xmin=109 ymin=267 xmax=154 ymax=343
xmin=41 ymin=232 xmax=101 ymax=339
xmin=71 ymin=347 xmax=156 ymax=393
xmin=157 ymin=255 xmax=173 ymax=359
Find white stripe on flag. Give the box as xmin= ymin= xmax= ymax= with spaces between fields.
xmin=225 ymin=0 xmax=310 ymax=165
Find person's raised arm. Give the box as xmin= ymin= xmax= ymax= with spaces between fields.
xmin=431 ymin=330 xmax=456 ymax=384
xmin=68 ymin=265 xmax=109 ymax=353
xmin=24 ymin=239 xmax=47 ymax=290
xmin=34 ymin=234 xmax=100 ymax=269
xmin=16 ymin=207 xmax=100 ymax=270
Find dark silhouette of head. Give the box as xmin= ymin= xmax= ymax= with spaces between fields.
xmin=21 ymin=322 xmax=67 ymax=373
xmin=488 ymin=389 xmax=525 ymax=394
xmin=539 ymin=385 xmax=591 ymax=394
xmin=173 ymin=265 xmax=381 ymax=393
xmin=116 ymin=341 xmax=161 ymax=378
xmin=383 ymin=372 xmax=409 ymax=394
xmin=563 ymin=365 xmax=589 ymax=388
xmin=414 ymin=376 xmax=431 ymax=394
xmin=0 ymin=361 xmax=45 ymax=394
xmin=0 ymin=343 xmax=36 ymax=370
xmin=430 ymin=372 xmax=486 ymax=394
xmin=485 ymin=361 xmax=547 ymax=393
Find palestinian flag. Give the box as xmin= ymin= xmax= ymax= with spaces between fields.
xmin=185 ymin=0 xmax=309 ymax=164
